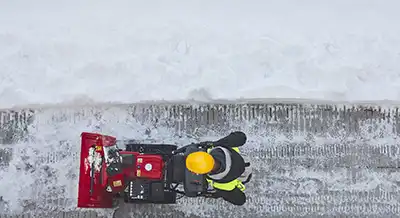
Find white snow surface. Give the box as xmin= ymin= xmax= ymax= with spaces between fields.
xmin=2 ymin=1 xmax=400 ymax=215
xmin=1 ymin=0 xmax=400 ymax=109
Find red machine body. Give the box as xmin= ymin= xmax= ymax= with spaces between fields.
xmin=77 ymin=131 xmax=212 ymax=209
xmin=77 ymin=132 xmax=165 ymax=208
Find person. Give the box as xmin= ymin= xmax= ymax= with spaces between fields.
xmin=185 ymin=131 xmax=252 ymax=206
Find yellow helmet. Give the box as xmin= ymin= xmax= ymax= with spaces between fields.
xmin=186 ymin=151 xmax=215 ymax=174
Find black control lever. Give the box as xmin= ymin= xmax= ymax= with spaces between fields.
xmin=172 ymin=141 xmax=214 ymax=155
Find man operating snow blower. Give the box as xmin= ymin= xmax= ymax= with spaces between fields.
xmin=77 ymin=130 xmax=252 ymax=208
xmin=185 ymin=131 xmax=252 ymax=206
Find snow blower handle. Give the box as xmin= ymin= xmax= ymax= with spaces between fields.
xmin=198 ymin=141 xmax=215 ymax=149
xmin=172 ymin=141 xmax=213 ymax=155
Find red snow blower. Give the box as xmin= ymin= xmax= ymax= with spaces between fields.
xmin=77 ymin=132 xmax=213 ymax=208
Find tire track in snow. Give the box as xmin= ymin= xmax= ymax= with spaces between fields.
xmin=0 ymin=102 xmax=400 ymax=217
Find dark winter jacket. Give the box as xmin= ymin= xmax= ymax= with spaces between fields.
xmin=206 ymin=131 xmax=249 ymax=206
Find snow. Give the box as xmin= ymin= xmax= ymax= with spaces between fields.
xmin=1 ymin=0 xmax=400 ymax=216
xmin=0 ymin=107 xmax=175 ymax=214
xmin=1 ymin=0 xmax=400 ymax=109
xmin=85 ymin=147 xmax=102 ymax=173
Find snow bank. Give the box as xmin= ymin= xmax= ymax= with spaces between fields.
xmin=1 ymin=0 xmax=400 ymax=108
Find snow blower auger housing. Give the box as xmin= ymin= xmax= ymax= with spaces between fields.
xmin=77 ymin=132 xmax=212 ymax=208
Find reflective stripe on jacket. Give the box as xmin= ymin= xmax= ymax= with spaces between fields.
xmin=206 ymin=146 xmax=246 ymax=192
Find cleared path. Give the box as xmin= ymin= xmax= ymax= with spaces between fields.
xmin=1 ymin=102 xmax=400 ymax=217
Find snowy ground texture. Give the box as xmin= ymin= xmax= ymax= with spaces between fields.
xmin=2 ymin=0 xmax=400 ymax=217
xmin=1 ymin=0 xmax=400 ymax=109
xmin=2 ymin=104 xmax=400 ymax=218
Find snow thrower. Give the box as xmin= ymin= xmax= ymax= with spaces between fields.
xmin=77 ymin=132 xmax=214 ymax=208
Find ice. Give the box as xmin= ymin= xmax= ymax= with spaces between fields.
xmin=1 ymin=0 xmax=400 ymax=109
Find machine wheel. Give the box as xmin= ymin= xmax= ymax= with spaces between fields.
xmin=170 ymin=154 xmax=185 ymax=183
xmin=161 ymin=190 xmax=177 ymax=204
xmin=122 ymin=190 xmax=177 ymax=204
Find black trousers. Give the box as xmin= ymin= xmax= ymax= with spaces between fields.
xmin=214 ymin=187 xmax=246 ymax=206
xmin=208 ymin=131 xmax=248 ymax=206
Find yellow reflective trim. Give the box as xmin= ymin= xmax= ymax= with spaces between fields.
xmin=207 ymin=178 xmax=246 ymax=191
xmin=207 ymin=146 xmax=240 ymax=153
xmin=236 ymin=180 xmax=246 ymax=191
xmin=206 ymin=145 xmax=245 ymax=191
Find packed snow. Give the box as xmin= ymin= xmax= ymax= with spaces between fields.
xmin=1 ymin=0 xmax=400 ymax=109
xmin=1 ymin=0 xmax=400 ymax=217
